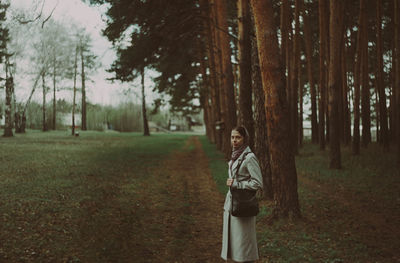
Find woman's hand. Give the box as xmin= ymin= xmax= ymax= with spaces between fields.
xmin=226 ymin=178 xmax=234 ymax=187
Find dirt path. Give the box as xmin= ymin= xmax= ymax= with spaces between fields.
xmin=134 ymin=136 xmax=225 ymax=262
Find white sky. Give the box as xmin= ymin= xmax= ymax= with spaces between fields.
xmin=9 ymin=0 xmax=158 ymax=106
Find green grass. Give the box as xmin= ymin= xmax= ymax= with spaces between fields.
xmin=2 ymin=132 xmax=398 ymax=262
xmin=0 ymin=130 xmax=190 ymax=262
xmin=198 ymin=136 xmax=229 ymax=194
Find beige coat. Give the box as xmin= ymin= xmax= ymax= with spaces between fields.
xmin=221 ymin=147 xmax=263 ymax=262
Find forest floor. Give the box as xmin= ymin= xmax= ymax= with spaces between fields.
xmin=0 ymin=131 xmax=398 ymax=262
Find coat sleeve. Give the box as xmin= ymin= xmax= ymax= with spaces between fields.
xmin=232 ymin=154 xmax=263 ymax=190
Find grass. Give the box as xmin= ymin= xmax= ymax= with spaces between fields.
xmin=198 ymin=136 xmax=229 ymax=195
xmin=0 ymin=130 xmax=190 ymax=262
xmin=2 ymin=132 xmax=398 ymax=262
xmin=199 ymin=136 xmax=399 ymax=263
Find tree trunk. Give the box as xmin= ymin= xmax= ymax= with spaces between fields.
xmin=42 ymin=72 xmax=48 ymax=132
xmin=3 ymin=71 xmax=13 ymax=137
xmin=395 ymin=0 xmax=400 ymax=164
xmin=361 ymin=5 xmax=371 ymax=148
xmin=290 ymin=0 xmax=300 ymax=154
xmin=52 ymin=56 xmax=57 ymax=130
xmin=251 ymin=0 xmax=301 ymax=219
xmin=280 ymin=0 xmax=289 ymax=91
xmin=353 ymin=0 xmax=365 ymax=155
xmin=215 ymin=0 xmax=237 ymax=157
xmin=251 ymin=22 xmax=273 ymax=200
xmin=237 ymin=0 xmax=254 ymax=149
xmin=141 ymin=66 xmax=150 ymax=136
xmin=197 ymin=17 xmax=214 ymax=141
xmin=72 ymin=47 xmax=78 ymax=136
xmin=21 ymin=72 xmax=41 ymax=133
xmin=342 ymin=39 xmax=351 ymax=146
xmin=299 ymin=64 xmax=303 ymax=147
xmin=81 ymin=46 xmax=87 ymax=131
xmin=201 ymin=0 xmax=220 ymax=145
xmin=376 ymin=0 xmax=389 ymax=150
xmin=301 ymin=0 xmax=318 ymax=144
xmin=209 ymin=0 xmax=224 ymax=150
xmin=318 ymin=0 xmax=328 ymax=150
xmin=328 ymin=0 xmax=344 ymax=169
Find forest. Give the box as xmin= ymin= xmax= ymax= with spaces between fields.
xmin=84 ymin=0 xmax=400 ymax=217
xmin=0 ymin=0 xmax=399 ymax=262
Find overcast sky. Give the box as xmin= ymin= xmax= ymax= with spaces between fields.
xmin=9 ymin=0 xmax=156 ymax=106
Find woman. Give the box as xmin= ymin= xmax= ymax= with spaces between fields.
xmin=221 ymin=126 xmax=263 ymax=263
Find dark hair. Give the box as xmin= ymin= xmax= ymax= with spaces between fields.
xmin=232 ymin=126 xmax=249 ymax=144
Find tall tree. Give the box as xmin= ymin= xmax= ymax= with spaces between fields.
xmin=395 ymin=0 xmax=400 ymax=164
xmin=318 ymin=0 xmax=328 ymax=150
xmin=376 ymin=0 xmax=389 ymax=150
xmin=215 ymin=0 xmax=237 ymax=157
xmin=353 ymin=0 xmax=366 ymax=155
xmin=301 ymin=0 xmax=318 ymax=144
xmin=72 ymin=45 xmax=78 ymax=136
xmin=291 ymin=0 xmax=300 ymax=154
xmin=88 ymin=0 xmax=204 ymax=134
xmin=251 ymin=22 xmax=272 ymax=200
xmin=1 ymin=2 xmax=11 ymax=137
xmin=80 ymin=42 xmax=87 ymax=131
xmin=78 ymin=33 xmax=97 ymax=131
xmin=237 ymin=0 xmax=254 ymax=148
xmin=328 ymin=0 xmax=344 ymax=169
xmin=141 ymin=66 xmax=150 ymax=136
xmin=361 ymin=2 xmax=371 ymax=147
xmin=251 ymin=0 xmax=301 ymax=218
xmin=342 ymin=36 xmax=351 ymax=146
xmin=200 ymin=0 xmax=220 ymax=146
xmin=41 ymin=71 xmax=48 ymax=131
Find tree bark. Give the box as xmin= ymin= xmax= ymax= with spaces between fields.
xmin=376 ymin=0 xmax=389 ymax=150
xmin=3 ymin=71 xmax=13 ymax=137
xmin=251 ymin=21 xmax=273 ymax=200
xmin=52 ymin=55 xmax=57 ymax=130
xmin=299 ymin=63 xmax=303 ymax=147
xmin=209 ymin=0 xmax=224 ymax=151
xmin=318 ymin=0 xmax=328 ymax=150
xmin=290 ymin=0 xmax=300 ymax=154
xmin=395 ymin=0 xmax=400 ymax=164
xmin=353 ymin=0 xmax=365 ymax=155
xmin=251 ymin=0 xmax=301 ymax=219
xmin=81 ymin=45 xmax=87 ymax=131
xmin=328 ymin=0 xmax=344 ymax=169
xmin=202 ymin=0 xmax=220 ymax=146
xmin=215 ymin=0 xmax=237 ymax=157
xmin=280 ymin=0 xmax=289 ymax=92
xmin=42 ymin=71 xmax=48 ymax=132
xmin=301 ymin=0 xmax=318 ymax=144
xmin=342 ymin=38 xmax=351 ymax=146
xmin=237 ymin=0 xmax=254 ymax=149
xmin=361 ymin=4 xmax=371 ymax=147
xmin=72 ymin=46 xmax=78 ymax=136
xmin=141 ymin=66 xmax=150 ymax=136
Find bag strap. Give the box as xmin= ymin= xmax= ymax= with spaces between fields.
xmin=231 ymin=151 xmax=250 ymax=181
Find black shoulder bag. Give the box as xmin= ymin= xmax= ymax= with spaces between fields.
xmin=230 ymin=153 xmax=259 ymax=217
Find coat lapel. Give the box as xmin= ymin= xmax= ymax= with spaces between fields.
xmin=230 ymin=146 xmax=251 ymax=178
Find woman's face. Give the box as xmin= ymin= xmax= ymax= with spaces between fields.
xmin=231 ymin=130 xmax=244 ymax=149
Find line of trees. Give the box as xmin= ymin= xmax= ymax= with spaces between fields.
xmin=88 ymin=0 xmax=399 ymax=219
xmin=1 ymin=3 xmax=99 ymax=137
